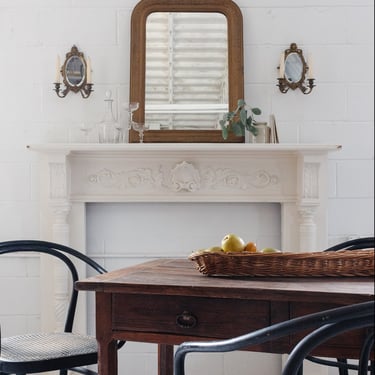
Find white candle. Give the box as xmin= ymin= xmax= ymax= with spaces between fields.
xmin=307 ymin=53 xmax=314 ymax=79
xmin=279 ymin=52 xmax=285 ymax=78
xmin=55 ymin=55 xmax=61 ymax=83
xmin=86 ymin=57 xmax=92 ymax=84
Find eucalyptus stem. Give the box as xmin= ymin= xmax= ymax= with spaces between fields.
xmin=219 ymin=99 xmax=261 ymax=140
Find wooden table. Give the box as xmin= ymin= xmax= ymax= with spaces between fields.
xmin=75 ymin=258 xmax=374 ymax=375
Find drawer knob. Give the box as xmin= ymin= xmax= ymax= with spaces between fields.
xmin=176 ymin=311 xmax=197 ymax=329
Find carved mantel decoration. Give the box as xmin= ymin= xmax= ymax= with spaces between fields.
xmin=87 ymin=162 xmax=279 ymax=193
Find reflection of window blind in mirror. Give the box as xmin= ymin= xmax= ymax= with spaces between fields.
xmin=145 ymin=12 xmax=228 ymax=130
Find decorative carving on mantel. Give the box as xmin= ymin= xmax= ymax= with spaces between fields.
xmin=298 ymin=206 xmax=317 ymax=224
xmin=170 ymin=162 xmax=200 ymax=192
xmin=302 ymin=163 xmax=319 ymax=199
xmin=88 ymin=167 xmax=163 ymax=189
xmin=88 ymin=162 xmax=279 ymax=193
xmin=298 ymin=205 xmax=318 ymax=251
xmin=203 ymin=168 xmax=279 ymax=190
xmin=49 ymin=163 xmax=68 ymax=199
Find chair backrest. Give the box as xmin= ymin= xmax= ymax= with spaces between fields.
xmin=174 ymin=301 xmax=374 ymax=375
xmin=325 ymin=237 xmax=374 ymax=252
xmin=282 ymin=301 xmax=374 ymax=375
xmin=0 ymin=240 xmax=107 ymax=333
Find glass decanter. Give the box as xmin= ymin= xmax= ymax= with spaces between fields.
xmin=98 ymin=90 xmax=121 ymax=143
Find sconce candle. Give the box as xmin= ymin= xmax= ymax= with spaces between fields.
xmin=307 ymin=53 xmax=314 ymax=79
xmin=86 ymin=57 xmax=92 ymax=84
xmin=278 ymin=53 xmax=285 ymax=78
xmin=55 ymin=55 xmax=61 ymax=83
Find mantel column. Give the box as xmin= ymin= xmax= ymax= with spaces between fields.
xmin=49 ymin=159 xmax=71 ymax=245
xmin=297 ymin=153 xmax=329 ymax=251
xmin=41 ymin=152 xmax=72 ymax=332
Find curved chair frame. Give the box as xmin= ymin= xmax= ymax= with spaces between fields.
xmin=174 ymin=301 xmax=374 ymax=375
xmin=0 ymin=240 xmax=125 ymax=375
xmin=304 ymin=236 xmax=375 ymax=375
xmin=324 ymin=237 xmax=374 ymax=252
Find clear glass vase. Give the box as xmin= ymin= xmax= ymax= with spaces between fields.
xmin=98 ymin=90 xmax=121 ymax=143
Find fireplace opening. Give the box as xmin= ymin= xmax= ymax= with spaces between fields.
xmin=85 ymin=202 xmax=281 ymax=269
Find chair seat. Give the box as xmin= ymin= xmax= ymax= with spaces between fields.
xmin=1 ymin=332 xmax=97 ymax=362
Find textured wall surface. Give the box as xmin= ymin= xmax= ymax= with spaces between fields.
xmin=0 ymin=0 xmax=373 ymax=373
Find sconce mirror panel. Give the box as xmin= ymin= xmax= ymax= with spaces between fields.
xmin=65 ymin=55 xmax=86 ymax=87
xmin=129 ymin=0 xmax=245 ymax=143
xmin=277 ymin=43 xmax=315 ymax=95
xmin=285 ymin=53 xmax=304 ymax=84
xmin=54 ymin=45 xmax=93 ymax=99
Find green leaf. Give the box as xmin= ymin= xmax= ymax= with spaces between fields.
xmin=249 ymin=124 xmax=258 ymax=136
xmin=222 ymin=113 xmax=229 ymax=122
xmin=222 ymin=126 xmax=229 ymax=140
xmin=232 ymin=121 xmax=244 ymax=136
xmin=237 ymin=99 xmax=245 ymax=107
xmin=251 ymin=107 xmax=262 ymax=115
xmin=239 ymin=108 xmax=247 ymax=125
xmin=245 ymin=117 xmax=252 ymax=131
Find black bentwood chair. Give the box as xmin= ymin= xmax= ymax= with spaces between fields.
xmin=174 ymin=301 xmax=374 ymax=375
xmin=0 ymin=240 xmax=125 ymax=375
xmin=303 ymin=236 xmax=375 ymax=375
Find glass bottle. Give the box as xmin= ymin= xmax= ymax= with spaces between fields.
xmin=98 ymin=90 xmax=121 ymax=143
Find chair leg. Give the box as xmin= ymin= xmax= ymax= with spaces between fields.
xmin=337 ymin=358 xmax=348 ymax=375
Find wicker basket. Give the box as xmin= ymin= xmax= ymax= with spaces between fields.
xmin=189 ymin=249 xmax=375 ymax=277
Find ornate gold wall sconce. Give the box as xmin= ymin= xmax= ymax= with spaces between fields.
xmin=277 ymin=43 xmax=315 ymax=95
xmin=54 ymin=45 xmax=93 ymax=98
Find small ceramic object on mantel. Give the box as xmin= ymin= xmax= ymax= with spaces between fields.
xmin=248 ymin=122 xmax=271 ymax=143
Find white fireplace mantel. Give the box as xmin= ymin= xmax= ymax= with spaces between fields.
xmin=29 ymin=143 xmax=341 ymax=254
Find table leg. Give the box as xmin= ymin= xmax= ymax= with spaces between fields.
xmin=158 ymin=344 xmax=174 ymax=375
xmin=98 ymin=339 xmax=118 ymax=375
xmin=96 ymin=292 xmax=118 ymax=375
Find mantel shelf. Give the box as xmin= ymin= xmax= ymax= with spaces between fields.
xmin=28 ymin=143 xmax=341 ymax=155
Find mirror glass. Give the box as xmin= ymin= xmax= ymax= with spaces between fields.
xmin=129 ymin=0 xmax=244 ymax=143
xmin=284 ymin=53 xmax=303 ymax=83
xmin=145 ymin=12 xmax=228 ymax=130
xmin=65 ymin=56 xmax=85 ymax=86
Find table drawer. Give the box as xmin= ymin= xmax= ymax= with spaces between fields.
xmin=112 ymin=294 xmax=272 ymax=339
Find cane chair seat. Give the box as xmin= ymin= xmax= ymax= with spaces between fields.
xmin=1 ymin=332 xmax=97 ymax=362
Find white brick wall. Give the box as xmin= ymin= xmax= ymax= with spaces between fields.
xmin=0 ymin=255 xmax=40 ymax=336
xmin=0 ymin=0 xmax=373 ymax=373
xmin=0 ymin=0 xmax=373 ymax=242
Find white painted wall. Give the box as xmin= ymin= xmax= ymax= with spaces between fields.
xmin=0 ymin=0 xmax=373 ymax=374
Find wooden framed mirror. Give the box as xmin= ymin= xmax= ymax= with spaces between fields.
xmin=129 ymin=0 xmax=244 ymax=143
